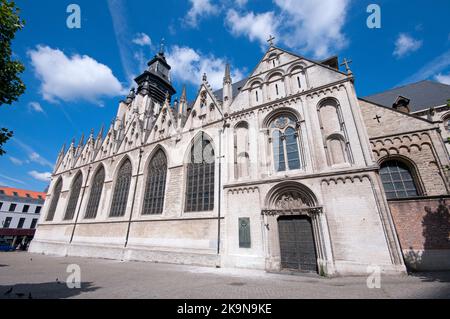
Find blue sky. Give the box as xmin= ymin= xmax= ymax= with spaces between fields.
xmin=1 ymin=0 xmax=449 ymax=191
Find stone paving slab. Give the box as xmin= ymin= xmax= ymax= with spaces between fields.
xmin=0 ymin=252 xmax=449 ymax=299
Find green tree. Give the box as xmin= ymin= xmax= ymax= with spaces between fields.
xmin=0 ymin=0 xmax=26 ymax=155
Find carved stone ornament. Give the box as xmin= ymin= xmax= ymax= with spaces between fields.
xmin=273 ymin=116 xmax=289 ymax=129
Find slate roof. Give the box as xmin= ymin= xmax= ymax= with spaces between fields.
xmin=363 ymin=80 xmax=450 ymax=113
xmin=213 ymin=78 xmax=249 ymax=102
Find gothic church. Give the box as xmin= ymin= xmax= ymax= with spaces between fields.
xmin=30 ymin=41 xmax=450 ymax=275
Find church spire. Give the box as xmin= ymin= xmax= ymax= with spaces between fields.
xmin=224 ymin=63 xmax=231 ymax=85
xmin=223 ymin=63 xmax=233 ymax=111
xmin=134 ymin=46 xmax=176 ymax=105
xmin=179 ymin=85 xmax=187 ymax=115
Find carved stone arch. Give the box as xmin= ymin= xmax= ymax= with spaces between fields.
xmin=183 ymin=131 xmax=216 ymax=165
xmin=287 ymin=62 xmax=307 ymax=74
xmin=46 ymin=176 xmax=64 ymax=221
xmin=317 ymin=96 xmax=340 ymax=111
xmin=265 ymin=70 xmax=285 ymax=83
xmin=248 ymin=78 xmax=264 ymax=88
xmin=263 ymin=107 xmax=302 ymax=128
xmin=441 ymin=112 xmax=450 ymax=126
xmin=265 ymin=182 xmax=319 ymax=210
xmin=63 ymin=170 xmax=83 ymax=221
xmin=143 ymin=144 xmax=169 ymax=171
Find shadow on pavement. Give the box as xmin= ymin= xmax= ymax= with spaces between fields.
xmin=0 ymin=265 xmax=8 ymax=267
xmin=1 ymin=282 xmax=99 ymax=299
xmin=408 ymin=272 xmax=450 ymax=283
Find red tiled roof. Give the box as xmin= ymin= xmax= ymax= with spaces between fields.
xmin=0 ymin=187 xmax=46 ymax=200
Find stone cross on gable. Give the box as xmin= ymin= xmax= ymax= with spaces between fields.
xmin=267 ymin=35 xmax=275 ymax=47
xmin=340 ymin=58 xmax=353 ymax=75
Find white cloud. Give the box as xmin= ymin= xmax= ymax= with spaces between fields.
xmin=29 ymin=171 xmax=52 ymax=183
xmin=275 ymin=0 xmax=351 ymax=58
xmin=235 ymin=0 xmax=248 ymax=6
xmin=226 ymin=10 xmax=279 ymax=49
xmin=435 ymin=73 xmax=450 ymax=85
xmin=400 ymin=49 xmax=450 ymax=85
xmin=9 ymin=157 xmax=25 ymax=166
xmin=185 ymin=0 xmax=219 ymax=28
xmin=0 ymin=173 xmax=25 ymax=185
xmin=225 ymin=0 xmax=351 ymax=58
xmin=28 ymin=101 xmax=44 ymax=113
xmin=28 ymin=45 xmax=125 ymax=105
xmin=12 ymin=138 xmax=54 ymax=169
xmin=393 ymin=33 xmax=423 ymax=58
xmin=166 ymin=45 xmax=244 ymax=90
xmin=132 ymin=33 xmax=152 ymax=47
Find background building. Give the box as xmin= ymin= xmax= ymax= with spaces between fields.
xmin=363 ymin=81 xmax=450 ymax=271
xmin=0 ymin=187 xmax=46 ymax=249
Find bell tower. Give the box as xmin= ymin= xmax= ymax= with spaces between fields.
xmin=135 ymin=42 xmax=176 ymax=105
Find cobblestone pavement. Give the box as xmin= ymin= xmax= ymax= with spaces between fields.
xmin=0 ymin=252 xmax=449 ymax=299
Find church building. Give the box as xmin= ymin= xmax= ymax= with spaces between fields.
xmin=29 ymin=40 xmax=450 ymax=276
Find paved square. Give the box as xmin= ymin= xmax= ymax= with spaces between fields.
xmin=0 ymin=252 xmax=449 ymax=299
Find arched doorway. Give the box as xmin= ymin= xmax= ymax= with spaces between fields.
xmin=278 ymin=215 xmax=318 ymax=272
xmin=263 ymin=182 xmax=331 ymax=274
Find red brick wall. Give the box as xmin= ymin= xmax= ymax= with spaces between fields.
xmin=389 ymin=197 xmax=450 ymax=251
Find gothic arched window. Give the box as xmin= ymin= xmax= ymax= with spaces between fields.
xmin=270 ymin=115 xmax=301 ymax=172
xmin=64 ymin=172 xmax=83 ymax=221
xmin=380 ymin=160 xmax=419 ymax=200
xmin=142 ymin=149 xmax=167 ymax=215
xmin=46 ymin=178 xmax=62 ymax=221
xmin=110 ymin=159 xmax=132 ymax=217
xmin=85 ymin=166 xmax=105 ymax=219
xmin=185 ymin=134 xmax=215 ymax=212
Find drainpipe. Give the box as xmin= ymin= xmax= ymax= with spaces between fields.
xmin=217 ymin=120 xmax=228 ymax=256
xmin=124 ymin=148 xmax=143 ymax=248
xmin=217 ymin=128 xmax=223 ymax=256
xmin=70 ymin=165 xmax=92 ymax=244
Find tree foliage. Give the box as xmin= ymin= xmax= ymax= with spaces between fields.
xmin=0 ymin=0 xmax=26 ymax=155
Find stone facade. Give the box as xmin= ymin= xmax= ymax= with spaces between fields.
xmin=30 ymin=45 xmax=413 ymax=276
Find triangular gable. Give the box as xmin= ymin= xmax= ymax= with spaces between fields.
xmin=117 ymin=113 xmax=145 ymax=153
xmin=75 ymin=136 xmax=96 ymax=167
xmin=146 ymin=103 xmax=178 ymax=143
xmin=95 ymin=125 xmax=117 ymax=161
xmin=359 ymin=98 xmax=438 ymax=138
xmin=182 ymin=82 xmax=223 ymax=131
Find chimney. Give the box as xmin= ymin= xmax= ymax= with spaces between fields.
xmin=393 ymin=96 xmax=411 ymax=114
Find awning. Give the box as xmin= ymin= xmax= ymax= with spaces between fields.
xmin=0 ymin=229 xmax=36 ymax=236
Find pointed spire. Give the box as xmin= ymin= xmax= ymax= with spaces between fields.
xmin=97 ymin=124 xmax=104 ymax=139
xmin=180 ymin=85 xmax=187 ymax=103
xmin=179 ymin=85 xmax=187 ymax=115
xmin=58 ymin=143 xmax=66 ymax=155
xmin=224 ymin=63 xmax=231 ymax=84
xmin=159 ymin=38 xmax=165 ymax=55
xmin=78 ymin=133 xmax=85 ymax=147
xmin=165 ymin=90 xmax=170 ymax=105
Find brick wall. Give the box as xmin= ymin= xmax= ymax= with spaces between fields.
xmin=389 ymin=197 xmax=450 ymax=251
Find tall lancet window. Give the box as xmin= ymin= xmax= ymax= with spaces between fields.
xmin=185 ymin=134 xmax=215 ymax=212
xmin=85 ymin=166 xmax=105 ymax=219
xmin=46 ymin=178 xmax=62 ymax=221
xmin=110 ymin=159 xmax=132 ymax=217
xmin=234 ymin=122 xmax=250 ymax=179
xmin=142 ymin=149 xmax=167 ymax=215
xmin=270 ymin=115 xmax=301 ymax=172
xmin=64 ymin=172 xmax=83 ymax=221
